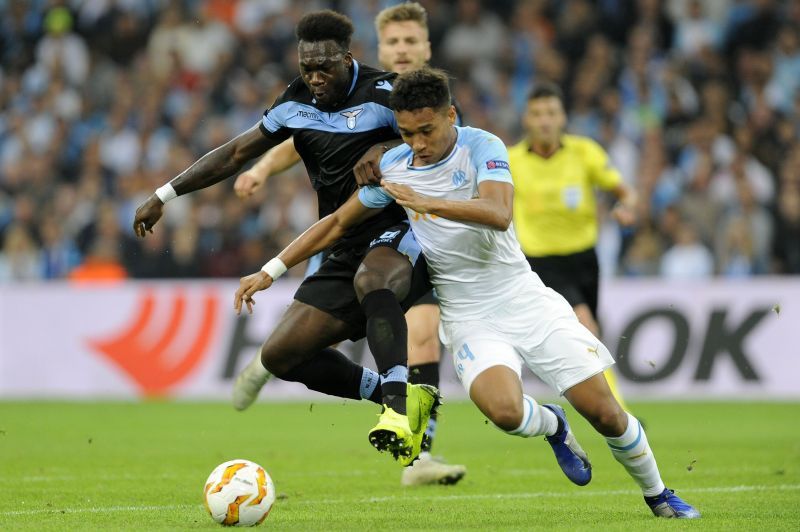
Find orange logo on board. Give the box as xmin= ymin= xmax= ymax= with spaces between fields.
xmin=87 ymin=290 xmax=219 ymax=397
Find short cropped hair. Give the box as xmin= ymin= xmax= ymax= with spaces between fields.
xmin=375 ymin=2 xmax=428 ymax=34
xmin=528 ymin=81 xmax=564 ymax=104
xmin=390 ymin=67 xmax=451 ymax=113
xmin=296 ymin=10 xmax=354 ymax=50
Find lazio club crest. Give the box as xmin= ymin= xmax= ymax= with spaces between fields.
xmin=340 ymin=108 xmax=364 ymax=130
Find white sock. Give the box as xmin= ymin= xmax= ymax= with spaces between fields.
xmin=606 ymin=412 xmax=666 ymax=497
xmin=247 ymin=353 xmax=270 ymax=379
xmin=505 ymin=395 xmax=559 ymax=437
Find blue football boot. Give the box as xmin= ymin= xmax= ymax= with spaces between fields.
xmin=542 ymin=404 xmax=592 ymax=486
xmin=645 ymin=488 xmax=701 ymax=518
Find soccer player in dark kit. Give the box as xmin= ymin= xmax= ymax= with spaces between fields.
xmin=133 ymin=10 xmax=437 ymax=465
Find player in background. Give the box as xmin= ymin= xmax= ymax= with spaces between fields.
xmin=235 ymin=68 xmax=700 ymax=519
xmin=232 ymin=2 xmax=465 ymax=486
xmin=507 ymin=83 xmax=637 ymax=410
xmin=134 ymin=10 xmax=439 ymax=465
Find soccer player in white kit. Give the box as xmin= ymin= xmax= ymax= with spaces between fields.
xmin=235 ymin=68 xmax=700 ymax=519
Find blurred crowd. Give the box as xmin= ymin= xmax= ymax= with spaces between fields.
xmin=0 ymin=0 xmax=799 ymax=282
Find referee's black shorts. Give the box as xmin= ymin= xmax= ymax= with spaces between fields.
xmin=525 ymin=247 xmax=599 ymax=317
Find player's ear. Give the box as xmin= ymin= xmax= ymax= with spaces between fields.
xmin=448 ymin=105 xmax=457 ymax=125
xmin=343 ymin=51 xmax=353 ymax=68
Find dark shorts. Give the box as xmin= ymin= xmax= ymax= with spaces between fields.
xmin=294 ymin=221 xmax=431 ymax=340
xmin=411 ymin=288 xmax=438 ymax=307
xmin=526 ymin=247 xmax=599 ymax=317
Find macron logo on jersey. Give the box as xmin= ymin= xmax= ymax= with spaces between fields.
xmin=375 ymin=80 xmax=393 ymax=91
xmin=340 ymin=108 xmax=364 ymax=130
xmin=486 ymin=160 xmax=509 ymax=170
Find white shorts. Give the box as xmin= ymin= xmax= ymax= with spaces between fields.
xmin=441 ymin=281 xmax=615 ymax=395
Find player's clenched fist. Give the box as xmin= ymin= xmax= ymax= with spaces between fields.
xmin=234 ymin=170 xmax=267 ymax=198
xmin=234 ymin=271 xmax=274 ymax=315
xmin=133 ymin=194 xmax=164 ymax=237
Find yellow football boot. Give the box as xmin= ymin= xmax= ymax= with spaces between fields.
xmin=402 ymin=383 xmax=441 ymax=467
xmin=368 ymin=405 xmax=413 ymax=460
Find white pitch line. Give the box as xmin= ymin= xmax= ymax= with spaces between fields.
xmin=317 ymin=483 xmax=800 ymax=505
xmin=0 ymin=504 xmax=198 ymax=517
xmin=2 ymin=484 xmax=798 ymax=517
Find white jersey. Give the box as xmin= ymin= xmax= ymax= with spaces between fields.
xmin=359 ymin=126 xmax=540 ymax=322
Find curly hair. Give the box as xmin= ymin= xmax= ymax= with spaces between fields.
xmin=389 ymin=67 xmax=450 ymax=113
xmin=295 ymin=10 xmax=354 ymax=50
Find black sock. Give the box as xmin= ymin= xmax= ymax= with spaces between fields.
xmin=409 ymin=361 xmax=440 ymax=387
xmin=361 ymin=289 xmax=408 ymax=414
xmin=410 ymin=362 xmax=440 ymax=451
xmin=280 ymin=347 xmax=380 ymax=401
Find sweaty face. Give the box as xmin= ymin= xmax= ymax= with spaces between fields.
xmin=524 ymin=96 xmax=566 ymax=146
xmin=396 ymin=106 xmax=457 ymax=165
xmin=298 ymin=40 xmax=353 ymax=108
xmin=378 ymin=21 xmax=431 ymax=73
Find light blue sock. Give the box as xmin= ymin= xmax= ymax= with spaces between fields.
xmin=359 ymin=368 xmax=379 ymax=400
xmin=380 ymin=364 xmax=408 ymax=385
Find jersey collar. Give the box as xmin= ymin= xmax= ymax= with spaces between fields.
xmin=526 ymin=137 xmax=563 ymax=159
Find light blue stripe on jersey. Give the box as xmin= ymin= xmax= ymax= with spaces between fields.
xmin=358 ymin=185 xmax=393 ymax=208
xmin=346 ymin=59 xmax=360 ymax=96
xmin=262 ymin=101 xmax=397 ymax=134
xmin=304 ymin=251 xmax=324 ymax=278
xmin=459 ymin=127 xmax=514 ymax=185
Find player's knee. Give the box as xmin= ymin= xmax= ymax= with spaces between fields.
xmin=259 ymin=343 xmax=294 ymax=377
xmin=486 ymin=398 xmax=524 ymax=432
xmin=354 ymin=264 xmax=410 ymax=301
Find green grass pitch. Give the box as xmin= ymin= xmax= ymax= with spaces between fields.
xmin=0 ymin=401 xmax=798 ymax=530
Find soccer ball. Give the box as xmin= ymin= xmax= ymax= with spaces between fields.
xmin=203 ymin=459 xmax=276 ymax=526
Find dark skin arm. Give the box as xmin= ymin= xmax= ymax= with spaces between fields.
xmin=382 ymin=179 xmax=514 ymax=231
xmin=133 ymin=123 xmax=277 ymax=237
xmin=234 ymin=193 xmax=382 ymax=314
xmin=353 ymin=138 xmax=404 ymax=186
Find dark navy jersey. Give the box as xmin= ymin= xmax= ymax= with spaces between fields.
xmin=259 ymin=60 xmax=406 ymax=252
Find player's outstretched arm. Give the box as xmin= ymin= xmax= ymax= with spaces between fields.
xmin=234 ymin=193 xmax=382 ymax=314
xmin=133 ymin=123 xmax=276 ymax=237
xmin=234 ymin=137 xmax=302 ymax=198
xmin=382 ymin=180 xmax=514 ymax=230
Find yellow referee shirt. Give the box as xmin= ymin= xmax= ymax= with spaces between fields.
xmin=508 ymin=134 xmax=622 ymax=257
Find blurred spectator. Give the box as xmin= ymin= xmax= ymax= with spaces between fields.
xmin=659 ymin=221 xmax=715 ymax=278
xmin=673 ymin=0 xmax=722 ymax=57
xmin=0 ymin=223 xmax=41 ymax=281
xmin=35 ymin=7 xmax=89 ymax=87
xmin=68 ymin=237 xmax=128 ymax=282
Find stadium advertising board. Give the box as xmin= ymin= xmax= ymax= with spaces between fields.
xmin=0 ymin=279 xmax=797 ymax=399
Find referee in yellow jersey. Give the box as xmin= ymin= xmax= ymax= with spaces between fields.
xmin=508 ymin=82 xmax=637 ymax=407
